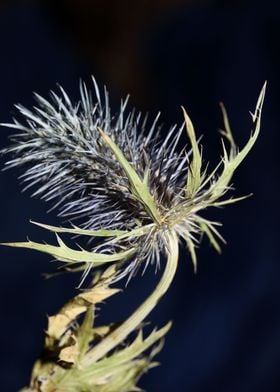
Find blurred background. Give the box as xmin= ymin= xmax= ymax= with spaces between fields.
xmin=0 ymin=0 xmax=279 ymax=391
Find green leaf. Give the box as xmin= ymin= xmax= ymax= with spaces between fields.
xmin=30 ymin=220 xmax=127 ymax=237
xmin=212 ymin=194 xmax=252 ymax=207
xmin=102 ymin=224 xmax=155 ymax=246
xmin=185 ymin=236 xmax=197 ymax=273
xmin=198 ymin=221 xmax=222 ymax=253
xmin=98 ymin=128 xmax=162 ymax=225
xmin=82 ymin=322 xmax=171 ymax=379
xmin=77 ymin=306 xmax=95 ymax=361
xmin=182 ymin=107 xmax=203 ymax=196
xmin=1 ymin=235 xmax=135 ymax=265
xmin=208 ymin=82 xmax=266 ymax=202
xmin=219 ymin=102 xmax=236 ymax=158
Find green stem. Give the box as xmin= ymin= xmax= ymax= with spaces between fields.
xmin=81 ymin=229 xmax=179 ymax=366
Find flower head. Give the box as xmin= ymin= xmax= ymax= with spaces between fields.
xmin=1 ymin=79 xmax=266 ymax=282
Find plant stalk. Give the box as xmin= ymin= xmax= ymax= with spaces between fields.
xmin=81 ymin=229 xmax=179 ymax=366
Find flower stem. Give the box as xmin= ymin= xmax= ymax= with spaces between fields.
xmin=82 ymin=229 xmax=179 ymax=366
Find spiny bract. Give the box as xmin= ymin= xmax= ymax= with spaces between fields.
xmin=1 ymin=78 xmax=266 ymax=282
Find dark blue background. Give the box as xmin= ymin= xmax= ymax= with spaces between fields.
xmin=0 ymin=1 xmax=279 ymax=391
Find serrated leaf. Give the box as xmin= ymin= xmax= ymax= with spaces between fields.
xmin=182 ymin=107 xmax=203 ymax=196
xmin=212 ymin=193 xmax=252 ymax=207
xmin=219 ymin=102 xmax=236 ymax=158
xmin=208 ymin=82 xmax=266 ymax=201
xmin=82 ymin=322 xmax=171 ymax=380
xmin=1 ymin=236 xmax=135 ymax=265
xmin=31 ymin=220 xmax=127 ymax=237
xmin=198 ymin=221 xmax=222 ymax=253
xmin=98 ymin=127 xmax=162 ymax=225
xmin=185 ymin=236 xmax=197 ymax=273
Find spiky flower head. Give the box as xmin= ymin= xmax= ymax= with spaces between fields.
xmin=1 ymin=78 xmax=266 ymax=282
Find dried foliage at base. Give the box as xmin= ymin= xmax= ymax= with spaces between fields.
xmin=21 ymin=266 xmax=169 ymax=392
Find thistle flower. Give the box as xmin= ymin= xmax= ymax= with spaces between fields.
xmin=1 ymin=78 xmax=266 ymax=281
